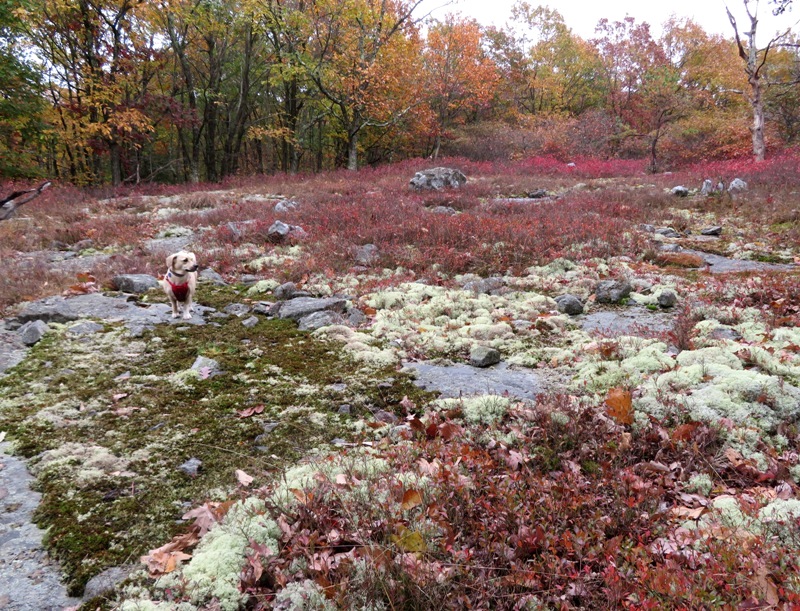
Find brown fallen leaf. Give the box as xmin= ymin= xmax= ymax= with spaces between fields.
xmin=605 ymin=388 xmax=634 ymax=425
xmin=236 ymin=404 xmax=265 ymax=418
xmin=401 ymin=489 xmax=423 ymax=511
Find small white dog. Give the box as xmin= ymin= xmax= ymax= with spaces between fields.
xmin=161 ymin=251 xmax=199 ymax=319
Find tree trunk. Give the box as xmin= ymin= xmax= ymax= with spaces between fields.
xmin=750 ymin=75 xmax=767 ymax=162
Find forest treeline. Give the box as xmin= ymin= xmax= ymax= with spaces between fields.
xmin=1 ymin=0 xmax=798 ymax=185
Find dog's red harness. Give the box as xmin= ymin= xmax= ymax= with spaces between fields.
xmin=165 ymin=272 xmax=190 ymax=302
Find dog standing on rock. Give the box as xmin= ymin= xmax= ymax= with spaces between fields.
xmin=162 ymin=251 xmax=199 ymax=319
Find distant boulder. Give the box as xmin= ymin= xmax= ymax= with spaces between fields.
xmin=409 ymin=167 xmax=467 ymax=191
xmin=728 ymin=178 xmax=748 ymax=193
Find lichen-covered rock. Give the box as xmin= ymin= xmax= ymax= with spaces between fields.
xmin=274 ymin=281 xmax=297 ymax=300
xmin=191 ymin=355 xmax=223 ymax=377
xmin=409 ymin=167 xmax=467 ymax=190
xmin=555 ymin=294 xmax=584 ymax=315
xmin=267 ymin=220 xmax=291 ymax=242
xmin=595 ymin=279 xmax=632 ymax=304
xmin=671 ymin=186 xmax=690 ymax=197
xmin=728 ymin=178 xmax=748 ymax=193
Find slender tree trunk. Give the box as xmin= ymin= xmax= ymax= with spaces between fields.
xmin=750 ymin=74 xmax=767 ymax=162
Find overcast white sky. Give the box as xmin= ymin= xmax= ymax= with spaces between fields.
xmin=422 ymin=0 xmax=798 ymax=43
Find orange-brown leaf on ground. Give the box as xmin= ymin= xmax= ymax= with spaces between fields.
xmin=290 ymin=488 xmax=310 ymax=505
xmin=401 ymin=489 xmax=423 ymax=511
xmin=672 ymin=422 xmax=701 ymax=442
xmin=182 ymin=504 xmax=220 ymax=536
xmin=140 ymin=531 xmax=199 ymax=575
xmin=604 ymin=388 xmax=634 ymax=425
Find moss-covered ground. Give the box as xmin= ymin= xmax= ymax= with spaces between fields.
xmin=0 ymin=284 xmax=433 ymax=595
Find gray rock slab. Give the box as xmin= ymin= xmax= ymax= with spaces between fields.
xmin=581 ymin=307 xmax=674 ymax=336
xmin=277 ymin=297 xmax=347 ymax=321
xmin=595 ymin=279 xmax=633 ymax=304
xmin=67 ymin=321 xmax=105 ymax=336
xmin=297 ymin=311 xmax=345 ymax=331
xmin=0 ymin=442 xmax=82 ymax=610
xmin=0 ymin=329 xmax=27 ymax=376
xmin=15 ymin=293 xmax=212 ymax=335
xmin=667 ymin=247 xmax=796 ymax=274
xmin=144 ymin=235 xmax=195 ymax=254
xmin=405 ymin=361 xmax=547 ymax=401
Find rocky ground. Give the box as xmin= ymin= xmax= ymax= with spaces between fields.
xmin=1 ymin=165 xmax=799 ymax=608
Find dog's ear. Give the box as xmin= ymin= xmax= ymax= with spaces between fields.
xmin=166 ymin=253 xmax=178 ymax=270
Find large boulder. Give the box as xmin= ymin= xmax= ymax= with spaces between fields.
xmin=409 ymin=167 xmax=467 ymax=191
xmin=112 ymin=274 xmax=160 ymax=294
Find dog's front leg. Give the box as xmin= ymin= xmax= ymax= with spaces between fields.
xmin=182 ymin=296 xmax=193 ymax=319
xmin=170 ymin=297 xmax=180 ymax=318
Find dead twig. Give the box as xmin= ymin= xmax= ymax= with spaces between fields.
xmin=0 ymin=181 xmax=52 ymax=221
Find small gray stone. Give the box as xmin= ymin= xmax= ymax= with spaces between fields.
xmin=297 ymin=310 xmax=345 ymax=331
xmin=354 ymin=244 xmax=379 ymax=266
xmin=338 ymin=404 xmax=352 ymax=415
xmin=430 ymin=206 xmax=458 ymax=215
xmin=710 ymin=327 xmax=743 ymax=341
xmin=262 ymin=422 xmax=280 ymax=433
xmin=595 ymin=280 xmax=633 ymax=304
xmin=700 ymin=226 xmax=722 ymax=236
xmin=178 ymin=457 xmax=202 ymax=477
xmin=274 ymin=199 xmax=298 ymax=214
xmin=348 ymin=308 xmax=367 ymax=327
xmin=728 ymin=178 xmax=748 ymax=193
xmin=469 ymin=345 xmax=501 ymax=368
xmin=267 ymin=220 xmax=291 ymax=241
xmin=554 ymin=294 xmax=584 ymax=316
xmin=654 ymin=227 xmax=682 ymax=238
xmin=253 ymin=302 xmax=279 ymax=316
xmin=82 ymin=565 xmax=135 ymax=601
xmin=68 ymin=321 xmax=104 ymax=335
xmin=701 ymin=179 xmax=717 ymax=196
xmin=374 ymin=410 xmax=399 ymax=424
xmin=224 ymin=303 xmax=251 ymax=317
xmin=190 ymin=356 xmax=222 ymax=377
xmin=199 ymin=268 xmax=227 ymax=285
xmin=242 ymin=316 xmax=259 ymax=328
xmin=274 ymin=282 xmax=297 ymax=300
xmin=240 ymin=274 xmax=259 ymax=286
xmin=527 ymin=188 xmax=549 ymax=199
xmin=112 ymin=274 xmax=160 ymax=294
xmin=639 ymin=224 xmax=656 ymax=233
xmin=671 ymin=186 xmax=690 ymax=197
xmin=19 ymin=320 xmax=49 ymax=346
xmin=463 ymin=277 xmax=504 ymax=294
xmin=657 ymin=289 xmax=678 ymax=308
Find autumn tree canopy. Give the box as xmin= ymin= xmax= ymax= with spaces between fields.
xmin=6 ymin=0 xmax=800 ymax=183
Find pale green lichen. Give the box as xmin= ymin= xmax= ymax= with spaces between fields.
xmin=273 ymin=580 xmax=337 ymax=610
xmin=169 ymin=498 xmax=280 ymax=611
xmin=30 ymin=442 xmax=132 ymax=488
xmin=434 ymin=395 xmax=511 ymax=426
xmin=246 ymin=279 xmax=279 ymax=295
xmin=686 ymin=473 xmax=713 ymax=496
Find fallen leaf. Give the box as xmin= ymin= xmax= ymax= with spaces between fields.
xmin=605 ymin=388 xmax=634 ymax=425
xmin=235 ymin=469 xmax=254 ymax=487
xmin=112 ymin=393 xmax=128 ymax=402
xmin=290 ymin=488 xmax=310 ymax=505
xmin=198 ymin=366 xmax=212 ymax=380
xmin=755 ymin=564 xmax=780 ymax=607
xmin=391 ymin=527 xmax=427 ymax=553
xmin=182 ymin=504 xmax=220 ymax=536
xmin=236 ymin=404 xmax=265 ymax=418
xmin=401 ymin=489 xmax=423 ymax=511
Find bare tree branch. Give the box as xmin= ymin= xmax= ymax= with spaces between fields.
xmin=0 ymin=182 xmax=52 ymax=221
